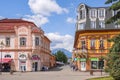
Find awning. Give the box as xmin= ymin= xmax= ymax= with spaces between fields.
xmin=0 ymin=58 xmax=12 ymax=63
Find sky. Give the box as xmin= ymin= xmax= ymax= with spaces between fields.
xmin=0 ymin=0 xmax=110 ymax=52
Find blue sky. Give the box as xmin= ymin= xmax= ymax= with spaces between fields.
xmin=0 ymin=0 xmax=109 ymax=51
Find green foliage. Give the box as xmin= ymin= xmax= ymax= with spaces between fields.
xmin=105 ymin=0 xmax=120 ymax=24
xmin=105 ymin=35 xmax=120 ymax=80
xmin=54 ymin=50 xmax=68 ymax=63
xmin=88 ymin=76 xmax=114 ymax=80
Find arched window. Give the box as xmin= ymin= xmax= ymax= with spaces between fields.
xmin=4 ymin=54 xmax=11 ymax=58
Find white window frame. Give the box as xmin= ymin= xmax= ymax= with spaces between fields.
xmin=98 ymin=9 xmax=105 ymax=18
xmin=99 ymin=21 xmax=105 ymax=28
xmin=91 ymin=21 xmax=96 ymax=29
xmin=90 ymin=9 xmax=97 ymax=18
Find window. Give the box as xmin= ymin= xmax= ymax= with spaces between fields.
xmin=20 ymin=37 xmax=26 ymax=46
xmin=90 ymin=39 xmax=95 ymax=49
xmin=80 ymin=10 xmax=86 ymax=19
xmin=35 ymin=37 xmax=39 ymax=46
xmin=99 ymin=21 xmax=105 ymax=28
xmin=90 ymin=9 xmax=96 ymax=18
xmin=5 ymin=54 xmax=11 ymax=58
xmin=98 ymin=9 xmax=105 ymax=18
xmin=98 ymin=60 xmax=104 ymax=69
xmin=91 ymin=61 xmax=97 ymax=69
xmin=78 ymin=23 xmax=85 ymax=30
xmin=99 ymin=39 xmax=104 ymax=49
xmin=91 ymin=61 xmax=104 ymax=69
xmin=115 ymin=24 xmax=120 ymax=28
xmin=91 ymin=21 xmax=96 ymax=29
xmin=81 ymin=40 xmax=86 ymax=49
xmin=6 ymin=37 xmax=10 ymax=46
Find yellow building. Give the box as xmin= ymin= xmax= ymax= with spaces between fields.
xmin=73 ymin=4 xmax=120 ymax=71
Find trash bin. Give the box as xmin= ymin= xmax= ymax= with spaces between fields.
xmin=90 ymin=70 xmax=93 ymax=75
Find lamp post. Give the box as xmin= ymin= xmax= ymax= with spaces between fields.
xmin=0 ymin=41 xmax=4 ymax=75
xmin=100 ymin=49 xmax=103 ymax=76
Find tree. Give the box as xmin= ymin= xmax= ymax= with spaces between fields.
xmin=105 ymin=35 xmax=120 ymax=80
xmin=105 ymin=0 xmax=120 ymax=24
xmin=54 ymin=50 xmax=68 ymax=63
xmin=105 ymin=0 xmax=120 ymax=80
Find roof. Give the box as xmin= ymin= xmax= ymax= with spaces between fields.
xmin=0 ymin=18 xmax=33 ymax=23
xmin=44 ymin=36 xmax=51 ymax=42
xmin=0 ymin=18 xmax=38 ymax=33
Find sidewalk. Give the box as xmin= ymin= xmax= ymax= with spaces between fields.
xmin=0 ymin=66 xmax=109 ymax=80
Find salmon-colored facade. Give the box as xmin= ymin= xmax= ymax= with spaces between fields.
xmin=0 ymin=19 xmax=56 ymax=72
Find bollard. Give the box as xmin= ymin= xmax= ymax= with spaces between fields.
xmin=90 ymin=70 xmax=93 ymax=76
xmin=10 ymin=70 xmax=13 ymax=75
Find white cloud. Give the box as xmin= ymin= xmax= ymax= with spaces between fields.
xmin=28 ymin=0 xmax=69 ymax=16
xmin=24 ymin=0 xmax=69 ymax=26
xmin=23 ymin=14 xmax=49 ymax=26
xmin=66 ymin=17 xmax=76 ymax=23
xmin=45 ymin=32 xmax=74 ymax=52
xmin=0 ymin=16 xmax=4 ymax=20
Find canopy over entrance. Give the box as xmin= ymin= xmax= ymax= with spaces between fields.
xmin=0 ymin=58 xmax=12 ymax=63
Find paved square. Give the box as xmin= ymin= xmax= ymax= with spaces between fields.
xmin=0 ymin=65 xmax=108 ymax=80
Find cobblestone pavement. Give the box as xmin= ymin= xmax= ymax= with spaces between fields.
xmin=0 ymin=65 xmax=109 ymax=80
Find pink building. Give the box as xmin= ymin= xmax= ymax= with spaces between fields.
xmin=0 ymin=19 xmax=55 ymax=72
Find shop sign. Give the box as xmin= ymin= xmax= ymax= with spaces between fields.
xmin=74 ymin=58 xmax=77 ymax=61
xmin=76 ymin=58 xmax=80 ymax=61
xmin=31 ymin=55 xmax=40 ymax=60
xmin=90 ymin=58 xmax=99 ymax=61
xmin=19 ymin=54 xmax=27 ymax=61
xmin=80 ymin=58 xmax=86 ymax=61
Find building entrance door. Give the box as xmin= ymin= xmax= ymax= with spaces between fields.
xmin=35 ymin=62 xmax=38 ymax=71
xmin=81 ymin=61 xmax=86 ymax=71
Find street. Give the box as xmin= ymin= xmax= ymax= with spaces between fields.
xmin=0 ymin=65 xmax=108 ymax=80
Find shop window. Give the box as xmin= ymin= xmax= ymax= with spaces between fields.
xmin=5 ymin=54 xmax=11 ymax=58
xmin=91 ymin=61 xmax=104 ymax=69
xmin=98 ymin=60 xmax=104 ymax=69
xmin=91 ymin=61 xmax=97 ymax=69
xmin=32 ymin=63 xmax=35 ymax=68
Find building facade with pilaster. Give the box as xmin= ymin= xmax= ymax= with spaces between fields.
xmin=0 ymin=19 xmax=56 ymax=72
xmin=73 ymin=4 xmax=120 ymax=71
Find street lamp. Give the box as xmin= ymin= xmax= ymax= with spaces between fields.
xmin=0 ymin=41 xmax=4 ymax=75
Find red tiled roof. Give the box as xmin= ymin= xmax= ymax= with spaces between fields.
xmin=0 ymin=18 xmax=38 ymax=32
xmin=0 ymin=18 xmax=32 ymax=23
xmin=32 ymin=28 xmax=40 ymax=33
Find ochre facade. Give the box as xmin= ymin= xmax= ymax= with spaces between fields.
xmin=73 ymin=30 xmax=120 ymax=71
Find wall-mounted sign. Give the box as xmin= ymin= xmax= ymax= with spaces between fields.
xmin=80 ymin=58 xmax=86 ymax=61
xmin=31 ymin=55 xmax=40 ymax=60
xmin=19 ymin=54 xmax=27 ymax=61
xmin=90 ymin=58 xmax=99 ymax=61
